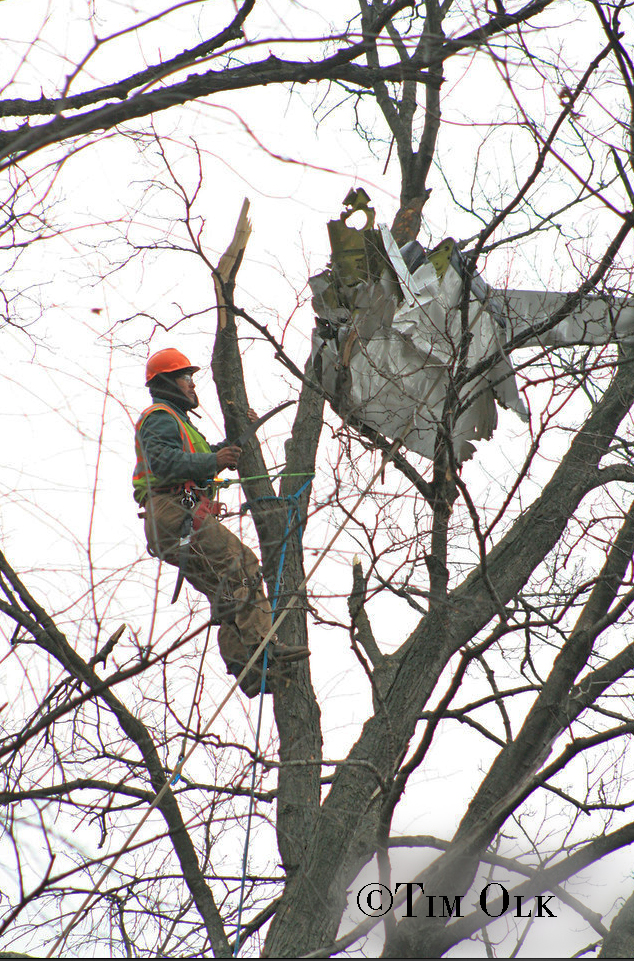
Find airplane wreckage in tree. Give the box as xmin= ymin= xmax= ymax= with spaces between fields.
xmin=311 ymin=190 xmax=634 ymax=463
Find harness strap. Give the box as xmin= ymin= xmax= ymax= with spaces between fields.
xmin=170 ymin=488 xmax=214 ymax=604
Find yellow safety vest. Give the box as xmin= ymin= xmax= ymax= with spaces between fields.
xmin=132 ymin=403 xmax=213 ymax=504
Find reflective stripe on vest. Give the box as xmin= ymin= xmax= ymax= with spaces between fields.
xmin=132 ymin=403 xmax=212 ymax=504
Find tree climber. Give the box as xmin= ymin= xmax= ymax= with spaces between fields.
xmin=133 ymin=347 xmax=309 ymax=697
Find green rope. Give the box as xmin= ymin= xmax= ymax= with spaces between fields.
xmin=215 ymin=470 xmax=315 ymax=488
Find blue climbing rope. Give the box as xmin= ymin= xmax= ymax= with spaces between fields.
xmin=232 ymin=478 xmax=313 ymax=956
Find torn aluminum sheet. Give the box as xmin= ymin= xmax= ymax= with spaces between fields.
xmin=310 ymin=195 xmax=634 ymax=463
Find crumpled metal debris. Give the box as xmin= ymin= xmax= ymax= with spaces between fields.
xmin=310 ymin=190 xmax=634 ymax=463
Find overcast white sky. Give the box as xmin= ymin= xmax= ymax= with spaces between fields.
xmin=2 ymin=2 xmax=634 ymax=958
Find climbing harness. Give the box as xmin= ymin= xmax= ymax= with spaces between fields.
xmin=168 ymin=471 xmax=314 ymax=607
xmin=170 ymin=482 xmax=220 ymax=604
xmin=170 ymin=485 xmax=197 ymax=604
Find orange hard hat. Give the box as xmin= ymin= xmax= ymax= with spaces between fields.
xmin=145 ymin=348 xmax=200 ymax=385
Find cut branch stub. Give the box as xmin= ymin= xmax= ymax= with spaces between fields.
xmin=212 ymin=198 xmax=252 ymax=330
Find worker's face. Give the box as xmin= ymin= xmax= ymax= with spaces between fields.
xmin=175 ymin=372 xmax=199 ymax=408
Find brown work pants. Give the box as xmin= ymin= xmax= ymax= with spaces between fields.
xmin=143 ymin=493 xmax=273 ymax=693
